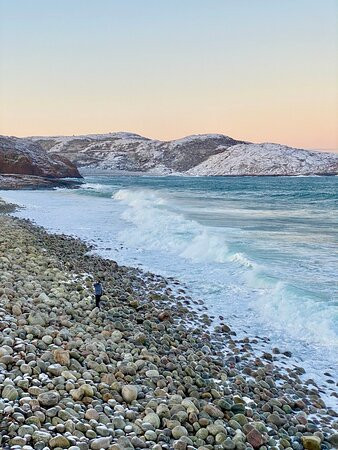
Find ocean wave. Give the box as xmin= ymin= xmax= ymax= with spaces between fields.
xmin=113 ymin=189 xmax=231 ymax=263
xmin=246 ymin=270 xmax=338 ymax=347
xmin=112 ymin=187 xmax=338 ymax=349
xmin=113 ymin=188 xmax=167 ymax=206
xmin=228 ymin=252 xmax=256 ymax=268
xmin=80 ymin=183 xmax=112 ymax=194
xmin=113 ymin=189 xmax=262 ymax=267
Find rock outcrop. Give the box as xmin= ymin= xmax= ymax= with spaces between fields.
xmin=0 ymin=136 xmax=82 ymax=178
xmin=0 ymin=174 xmax=82 ymax=190
xmin=28 ymin=132 xmax=338 ymax=176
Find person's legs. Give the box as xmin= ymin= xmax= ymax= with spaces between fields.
xmin=95 ymin=294 xmax=101 ymax=308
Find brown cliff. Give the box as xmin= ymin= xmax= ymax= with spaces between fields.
xmin=0 ymin=136 xmax=82 ymax=178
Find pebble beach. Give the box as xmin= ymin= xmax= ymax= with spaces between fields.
xmin=0 ymin=198 xmax=337 ymax=450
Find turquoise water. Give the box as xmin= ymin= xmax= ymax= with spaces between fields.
xmin=1 ymin=175 xmax=337 ymax=400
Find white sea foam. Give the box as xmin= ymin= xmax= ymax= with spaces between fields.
xmin=259 ymin=282 xmax=337 ymax=347
xmin=113 ymin=189 xmax=230 ymax=263
xmin=228 ymin=252 xmax=256 ymax=268
xmin=112 ymin=187 xmax=338 ymax=350
xmin=81 ymin=183 xmax=112 ymax=193
xmin=245 ymin=269 xmax=338 ymax=347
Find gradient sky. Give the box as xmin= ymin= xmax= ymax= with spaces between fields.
xmin=0 ymin=0 xmax=337 ymax=151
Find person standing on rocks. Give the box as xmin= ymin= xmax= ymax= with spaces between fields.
xmin=94 ymin=280 xmax=103 ymax=308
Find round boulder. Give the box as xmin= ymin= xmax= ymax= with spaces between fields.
xmin=122 ymin=385 xmax=138 ymax=403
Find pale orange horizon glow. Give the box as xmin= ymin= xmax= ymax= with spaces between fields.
xmin=1 ymin=0 xmax=337 ymax=152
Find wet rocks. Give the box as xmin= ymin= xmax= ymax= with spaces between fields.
xmin=111 ymin=330 xmax=123 ymax=343
xmin=85 ymin=408 xmax=99 ymax=420
xmin=267 ymin=413 xmax=287 ymax=427
xmin=0 ymin=210 xmax=336 ymax=450
xmin=158 ymin=310 xmax=171 ymax=321
xmin=328 ymin=434 xmax=338 ymax=447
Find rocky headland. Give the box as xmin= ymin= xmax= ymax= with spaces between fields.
xmin=0 ymin=174 xmax=82 ymax=190
xmin=0 ymin=136 xmax=82 ymax=190
xmin=0 ymin=199 xmax=337 ymax=450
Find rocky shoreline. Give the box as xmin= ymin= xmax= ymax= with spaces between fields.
xmin=0 ymin=174 xmax=83 ymax=190
xmin=0 ymin=199 xmax=337 ymax=450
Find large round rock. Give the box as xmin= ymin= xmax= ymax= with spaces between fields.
xmin=38 ymin=391 xmax=60 ymax=407
xmin=122 ymin=385 xmax=138 ymax=403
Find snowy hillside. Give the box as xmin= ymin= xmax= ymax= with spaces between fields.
xmin=187 ymin=143 xmax=338 ymax=176
xmin=30 ymin=133 xmax=244 ymax=173
xmin=9 ymin=133 xmax=338 ymax=176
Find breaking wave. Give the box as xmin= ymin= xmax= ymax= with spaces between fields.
xmin=112 ymin=188 xmax=338 ymax=349
xmin=113 ymin=189 xmax=230 ymax=263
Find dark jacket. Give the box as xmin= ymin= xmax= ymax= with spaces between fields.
xmin=94 ymin=283 xmax=103 ymax=296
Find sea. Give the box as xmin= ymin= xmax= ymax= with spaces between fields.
xmin=1 ymin=175 xmax=337 ymax=405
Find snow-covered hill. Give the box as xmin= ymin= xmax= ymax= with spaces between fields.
xmin=30 ymin=133 xmax=244 ymax=174
xmin=187 ymin=143 xmax=338 ymax=176
xmin=11 ymin=133 xmax=338 ymax=176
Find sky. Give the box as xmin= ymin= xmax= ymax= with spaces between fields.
xmin=0 ymin=0 xmax=337 ymax=151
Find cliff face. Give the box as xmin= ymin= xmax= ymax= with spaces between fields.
xmin=0 ymin=136 xmax=82 ymax=178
